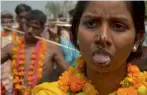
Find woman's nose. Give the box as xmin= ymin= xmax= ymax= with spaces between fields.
xmin=94 ymin=24 xmax=112 ymax=48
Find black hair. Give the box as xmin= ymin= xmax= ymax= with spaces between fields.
xmin=68 ymin=9 xmax=75 ymax=17
xmin=1 ymin=12 xmax=13 ymax=19
xmin=70 ymin=1 xmax=145 ymax=62
xmin=15 ymin=4 xmax=32 ymax=15
xmin=26 ymin=10 xmax=47 ymax=26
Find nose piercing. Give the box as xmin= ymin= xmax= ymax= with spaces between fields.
xmin=94 ymin=34 xmax=101 ymax=43
xmin=94 ymin=34 xmax=107 ymax=48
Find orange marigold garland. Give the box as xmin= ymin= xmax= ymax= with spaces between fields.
xmin=1 ymin=30 xmax=7 ymax=36
xmin=11 ymin=37 xmax=46 ymax=94
xmin=58 ymin=63 xmax=98 ymax=95
xmin=1 ymin=29 xmax=17 ymax=37
xmin=58 ymin=56 xmax=147 ymax=95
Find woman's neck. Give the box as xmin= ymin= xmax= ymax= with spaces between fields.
xmin=86 ymin=63 xmax=127 ymax=95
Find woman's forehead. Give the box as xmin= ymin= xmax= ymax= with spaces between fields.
xmin=82 ymin=1 xmax=131 ymax=19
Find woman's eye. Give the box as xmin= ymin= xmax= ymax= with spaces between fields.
xmin=111 ymin=23 xmax=126 ymax=32
xmin=84 ymin=20 xmax=98 ymax=29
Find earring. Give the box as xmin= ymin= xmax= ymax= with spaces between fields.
xmin=132 ymin=46 xmax=137 ymax=52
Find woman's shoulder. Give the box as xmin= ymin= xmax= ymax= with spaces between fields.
xmin=31 ymin=81 xmax=65 ymax=95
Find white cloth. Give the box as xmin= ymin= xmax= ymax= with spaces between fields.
xmin=1 ymin=35 xmax=13 ymax=93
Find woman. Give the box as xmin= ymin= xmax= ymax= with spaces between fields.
xmin=32 ymin=1 xmax=147 ymax=95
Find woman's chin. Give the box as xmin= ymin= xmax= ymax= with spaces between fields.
xmin=88 ymin=61 xmax=120 ymax=73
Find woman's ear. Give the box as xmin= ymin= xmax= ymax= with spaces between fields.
xmin=132 ymin=31 xmax=144 ymax=52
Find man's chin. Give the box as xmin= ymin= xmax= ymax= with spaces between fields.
xmin=25 ymin=36 xmax=37 ymax=42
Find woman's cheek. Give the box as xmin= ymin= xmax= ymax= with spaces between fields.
xmin=112 ymin=31 xmax=135 ymax=62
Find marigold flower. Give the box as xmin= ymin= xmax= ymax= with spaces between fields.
xmin=11 ymin=60 xmax=16 ymax=67
xmin=127 ymin=64 xmax=140 ymax=73
xmin=12 ymin=32 xmax=17 ymax=36
xmin=24 ymin=91 xmax=29 ymax=95
xmin=32 ymin=50 xmax=37 ymax=54
xmin=18 ymin=60 xmax=24 ymax=65
xmin=28 ymin=82 xmax=33 ymax=86
xmin=38 ymin=62 xmax=43 ymax=66
xmin=14 ymin=76 xmax=19 ymax=80
xmin=69 ymin=75 xmax=86 ymax=93
xmin=38 ymin=68 xmax=43 ymax=73
xmin=29 ymin=65 xmax=34 ymax=70
xmin=31 ymin=60 xmax=36 ymax=65
xmin=20 ymin=66 xmax=25 ymax=71
xmin=40 ymin=54 xmax=45 ymax=60
xmin=19 ymin=79 xmax=23 ymax=83
xmin=13 ymin=78 xmax=18 ymax=83
xmin=58 ymin=71 xmax=71 ymax=92
xmin=76 ymin=57 xmax=85 ymax=73
xmin=1 ymin=30 xmax=7 ymax=36
xmin=31 ymin=54 xmax=37 ymax=59
xmin=19 ymin=55 xmax=25 ymax=60
xmin=28 ymin=71 xmax=34 ymax=76
xmin=12 ymin=55 xmax=17 ymax=59
xmin=60 ymin=86 xmax=69 ymax=92
xmin=28 ymin=76 xmax=33 ymax=81
xmin=15 ymin=84 xmax=22 ymax=89
xmin=37 ymin=74 xmax=42 ymax=79
xmin=83 ymin=82 xmax=98 ymax=95
xmin=12 ymin=48 xmax=17 ymax=52
xmin=13 ymin=70 xmax=19 ymax=76
xmin=68 ymin=67 xmax=76 ymax=74
xmin=19 ymin=71 xmax=25 ymax=76
xmin=117 ymin=88 xmax=137 ymax=95
xmin=20 ymin=44 xmax=25 ymax=48
xmin=17 ymin=40 xmax=22 ymax=45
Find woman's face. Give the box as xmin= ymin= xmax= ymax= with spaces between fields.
xmin=78 ymin=1 xmax=136 ymax=73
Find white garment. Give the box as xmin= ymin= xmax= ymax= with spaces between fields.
xmin=1 ymin=35 xmax=13 ymax=93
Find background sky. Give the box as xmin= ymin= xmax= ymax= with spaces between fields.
xmin=1 ymin=1 xmax=76 ymax=18
xmin=1 ymin=1 xmax=48 ymax=16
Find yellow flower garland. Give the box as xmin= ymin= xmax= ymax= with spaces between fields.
xmin=58 ymin=57 xmax=147 ymax=95
xmin=32 ymin=57 xmax=147 ymax=95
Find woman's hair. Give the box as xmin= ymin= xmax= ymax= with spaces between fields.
xmin=70 ymin=1 xmax=145 ymax=62
xmin=15 ymin=4 xmax=32 ymax=15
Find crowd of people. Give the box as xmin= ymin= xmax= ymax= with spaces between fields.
xmin=1 ymin=1 xmax=147 ymax=95
xmin=1 ymin=3 xmax=79 ymax=95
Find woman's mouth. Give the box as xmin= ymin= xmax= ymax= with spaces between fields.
xmin=92 ymin=48 xmax=111 ymax=67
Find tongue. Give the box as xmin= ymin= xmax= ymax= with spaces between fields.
xmin=93 ymin=54 xmax=110 ymax=65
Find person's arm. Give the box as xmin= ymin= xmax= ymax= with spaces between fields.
xmin=52 ymin=45 xmax=70 ymax=71
xmin=1 ymin=43 xmax=12 ymax=64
